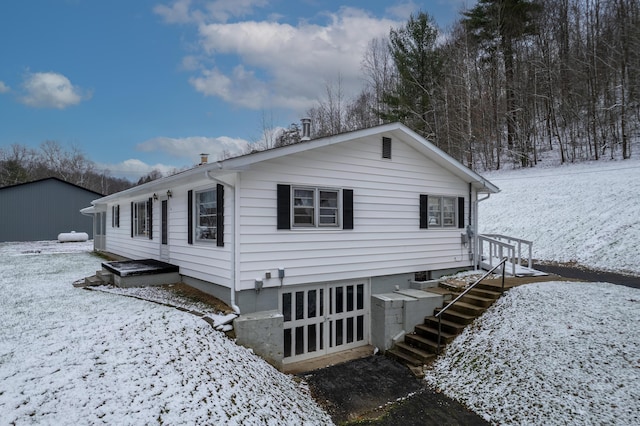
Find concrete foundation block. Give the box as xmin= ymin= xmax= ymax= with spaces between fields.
xmin=371 ymin=292 xmax=415 ymax=352
xmin=371 ymin=290 xmax=444 ymax=353
xmin=395 ymin=288 xmax=444 ymax=333
xmin=234 ymin=310 xmax=284 ymax=369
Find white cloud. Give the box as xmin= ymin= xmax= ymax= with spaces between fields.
xmin=97 ymin=159 xmax=178 ymax=181
xmin=154 ymin=0 xmax=267 ymax=24
xmin=98 ymin=135 xmax=250 ymax=180
xmin=157 ymin=2 xmax=402 ymax=112
xmin=190 ymin=7 xmax=400 ymax=111
xmin=154 ymin=0 xmax=199 ymax=24
xmin=20 ymin=72 xmax=90 ymax=109
xmin=136 ymin=135 xmax=249 ymax=162
xmin=204 ymin=0 xmax=268 ymax=23
xmin=0 ymin=81 xmax=9 ymax=93
xmin=180 ymin=55 xmax=202 ymax=71
xmin=189 ymin=65 xmax=270 ymax=108
xmin=385 ymin=1 xmax=419 ymax=19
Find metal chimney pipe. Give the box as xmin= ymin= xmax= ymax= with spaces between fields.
xmin=301 ymin=118 xmax=311 ymax=141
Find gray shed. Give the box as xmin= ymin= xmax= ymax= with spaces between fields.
xmin=0 ymin=177 xmax=103 ymax=242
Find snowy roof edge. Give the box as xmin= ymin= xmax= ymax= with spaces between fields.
xmin=90 ymin=122 xmax=498 ymax=205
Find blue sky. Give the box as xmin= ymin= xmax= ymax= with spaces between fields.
xmin=0 ymin=0 xmax=464 ymax=180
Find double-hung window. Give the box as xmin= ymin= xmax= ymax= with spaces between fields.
xmin=196 ymin=188 xmax=217 ymax=241
xmin=278 ymin=184 xmax=352 ymax=230
xmin=188 ymin=184 xmax=224 ymax=246
xmin=421 ymin=195 xmax=462 ymax=229
xmin=428 ymin=196 xmax=457 ymax=228
xmin=111 ymin=205 xmax=120 ymax=228
xmin=292 ymin=187 xmax=339 ymax=228
xmin=293 ymin=187 xmax=340 ymax=227
xmin=134 ymin=201 xmax=149 ymax=236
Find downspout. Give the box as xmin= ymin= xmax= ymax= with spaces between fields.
xmin=475 ymin=189 xmax=491 ymax=271
xmin=206 ymin=169 xmax=241 ymax=314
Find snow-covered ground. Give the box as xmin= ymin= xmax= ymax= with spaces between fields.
xmin=425 ymin=158 xmax=640 ymax=425
xmin=479 ymin=157 xmax=640 ymax=276
xmin=425 ymin=281 xmax=640 ymax=425
xmin=2 ymin=159 xmax=639 ymax=425
xmin=0 ymin=241 xmax=332 ymax=425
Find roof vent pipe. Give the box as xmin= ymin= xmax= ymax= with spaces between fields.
xmin=301 ymin=118 xmax=311 ymax=141
xmin=200 ymin=153 xmax=209 ymax=165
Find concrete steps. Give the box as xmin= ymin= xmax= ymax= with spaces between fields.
xmin=387 ymin=280 xmax=507 ymax=374
xmin=414 ymin=324 xmax=457 ymax=344
xmin=433 ymin=307 xmax=476 ymax=325
xmin=387 ymin=342 xmax=436 ymax=365
xmin=73 ymin=270 xmax=114 ymax=288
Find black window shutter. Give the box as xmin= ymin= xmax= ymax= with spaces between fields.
xmin=420 ymin=195 xmax=428 ymax=229
xmin=458 ymin=197 xmax=465 ymax=229
xmin=116 ymin=205 xmax=120 ymax=228
xmin=277 ymin=184 xmax=291 ymax=230
xmin=343 ymin=189 xmax=353 ymax=230
xmin=216 ymin=184 xmax=224 ymax=247
xmin=147 ymin=198 xmax=153 ymax=239
xmin=112 ymin=206 xmax=115 ymax=227
xmin=187 ymin=190 xmax=193 ymax=244
xmin=130 ymin=202 xmax=134 ymax=237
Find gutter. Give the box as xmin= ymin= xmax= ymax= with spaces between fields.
xmin=205 ymin=169 xmax=241 ymax=315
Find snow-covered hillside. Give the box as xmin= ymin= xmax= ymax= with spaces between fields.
xmin=425 ymin=280 xmax=640 ymax=425
xmin=425 ymin=157 xmax=640 ymax=425
xmin=0 ymin=241 xmax=332 ymax=425
xmin=479 ymin=158 xmax=640 ymax=275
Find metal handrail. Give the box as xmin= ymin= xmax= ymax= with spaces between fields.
xmin=434 ymin=257 xmax=507 ymax=354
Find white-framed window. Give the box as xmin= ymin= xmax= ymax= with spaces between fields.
xmin=195 ymin=188 xmax=217 ymax=241
xmin=293 ymin=187 xmax=340 ymax=228
xmin=133 ymin=201 xmax=148 ymax=236
xmin=428 ymin=196 xmax=457 ymax=228
xmin=111 ymin=205 xmax=120 ymax=228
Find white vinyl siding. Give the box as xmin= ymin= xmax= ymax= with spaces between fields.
xmin=106 ymin=200 xmax=157 ymax=260
xmin=236 ymin=134 xmax=469 ymax=291
xmin=101 ymin=130 xmax=472 ymax=294
xmin=104 ymin=182 xmax=233 ymax=289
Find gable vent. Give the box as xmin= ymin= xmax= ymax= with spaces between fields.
xmin=382 ymin=137 xmax=392 ymax=159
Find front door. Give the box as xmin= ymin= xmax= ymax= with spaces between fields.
xmin=281 ymin=280 xmax=369 ymax=364
xmin=159 ymin=198 xmax=169 ymax=261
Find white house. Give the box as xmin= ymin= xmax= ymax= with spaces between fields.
xmin=84 ymin=122 xmax=499 ymax=368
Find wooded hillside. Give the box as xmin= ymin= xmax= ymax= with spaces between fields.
xmin=0 ymin=141 xmax=133 ymax=194
xmin=307 ymin=0 xmax=639 ymax=170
